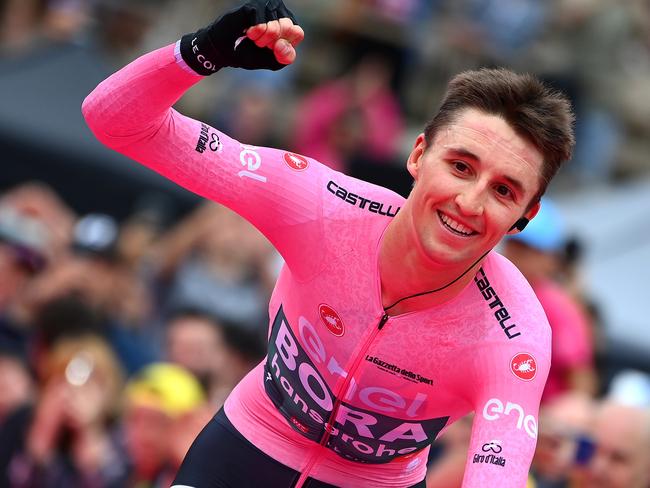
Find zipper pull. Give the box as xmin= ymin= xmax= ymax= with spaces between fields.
xmin=378 ymin=313 xmax=389 ymax=330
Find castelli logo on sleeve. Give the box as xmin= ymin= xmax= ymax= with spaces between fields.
xmin=319 ymin=304 xmax=344 ymax=336
xmin=283 ymin=152 xmax=309 ymax=171
xmin=511 ymin=353 xmax=537 ymax=381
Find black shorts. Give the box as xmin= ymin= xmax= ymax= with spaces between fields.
xmin=172 ymin=409 xmax=427 ymax=488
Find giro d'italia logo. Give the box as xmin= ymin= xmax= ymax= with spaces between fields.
xmin=510 ymin=353 xmax=537 ymax=381
xmin=319 ymin=304 xmax=344 ymax=337
xmin=284 ymin=152 xmax=309 ymax=171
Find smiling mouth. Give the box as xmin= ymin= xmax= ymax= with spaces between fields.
xmin=437 ymin=211 xmax=478 ymax=237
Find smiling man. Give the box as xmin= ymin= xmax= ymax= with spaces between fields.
xmin=82 ymin=1 xmax=574 ymax=487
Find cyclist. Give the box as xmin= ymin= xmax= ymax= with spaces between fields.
xmin=82 ymin=1 xmax=575 ymax=486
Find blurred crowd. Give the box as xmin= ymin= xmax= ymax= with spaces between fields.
xmin=2 ymin=0 xmax=650 ymax=487
xmin=0 ymin=182 xmax=270 ymax=487
xmin=2 ymin=0 xmax=650 ymax=182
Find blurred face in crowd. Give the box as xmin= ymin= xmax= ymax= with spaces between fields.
xmin=201 ymin=205 xmax=269 ymax=269
xmin=38 ymin=337 xmax=124 ymax=429
xmin=0 ymin=244 xmax=33 ymax=310
xmin=166 ymin=315 xmax=227 ymax=384
xmin=125 ymin=405 xmax=173 ymax=478
xmin=0 ymin=354 xmax=33 ymax=421
xmin=533 ymin=392 xmax=595 ymax=482
xmin=579 ymin=402 xmax=650 ymax=488
xmin=405 ymin=108 xmax=542 ymax=269
xmin=502 ymin=239 xmax=559 ymax=283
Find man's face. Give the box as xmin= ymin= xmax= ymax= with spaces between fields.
xmin=405 ymin=108 xmax=543 ymax=267
xmin=580 ymin=403 xmax=650 ymax=488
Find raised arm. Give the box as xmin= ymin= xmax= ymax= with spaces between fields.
xmin=83 ymin=0 xmax=303 ymax=147
xmin=81 ymin=2 xmax=332 ymax=278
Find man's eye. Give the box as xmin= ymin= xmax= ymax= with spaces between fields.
xmin=495 ymin=184 xmax=512 ymax=198
xmin=453 ymin=161 xmax=469 ymax=173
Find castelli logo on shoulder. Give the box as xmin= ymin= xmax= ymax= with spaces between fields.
xmin=284 ymin=152 xmax=309 ymax=171
xmin=511 ymin=353 xmax=537 ymax=381
xmin=319 ymin=304 xmax=344 ymax=336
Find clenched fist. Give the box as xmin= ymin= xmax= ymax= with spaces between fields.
xmin=180 ymin=0 xmax=304 ymax=75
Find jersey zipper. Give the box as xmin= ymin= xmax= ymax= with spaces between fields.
xmin=292 ymin=312 xmax=390 ymax=488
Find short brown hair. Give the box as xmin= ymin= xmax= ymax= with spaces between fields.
xmin=424 ymin=68 xmax=575 ymax=204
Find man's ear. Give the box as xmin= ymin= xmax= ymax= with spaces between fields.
xmin=407 ymin=133 xmax=427 ymax=181
xmin=507 ymin=199 xmax=541 ymax=235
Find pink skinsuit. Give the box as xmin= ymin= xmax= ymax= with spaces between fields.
xmin=82 ymin=43 xmax=551 ymax=488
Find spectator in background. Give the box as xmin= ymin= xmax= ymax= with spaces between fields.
xmin=503 ymin=199 xmax=598 ymax=401
xmin=209 ymin=73 xmax=289 ymax=149
xmin=0 ymin=181 xmax=76 ymax=360
xmin=0 ymin=206 xmax=49 ymax=311
xmin=165 ymin=308 xmax=266 ymax=408
xmin=0 ymin=0 xmax=49 ymax=55
xmin=20 ymin=212 xmax=159 ymax=375
xmin=0 ymin=182 xmax=75 ymax=264
xmin=442 ymin=0 xmax=549 ymax=67
xmin=0 ymin=348 xmax=33 ymax=427
xmin=123 ymin=362 xmax=209 ymax=488
xmin=6 ymin=335 xmax=128 ymax=488
xmin=0 ymin=348 xmax=35 ymax=488
xmin=0 ymin=205 xmax=51 ymax=359
xmin=559 ymin=235 xmax=607 ymax=393
xmin=154 ymin=202 xmax=275 ymax=329
xmin=575 ymin=399 xmax=650 ymax=488
xmin=425 ymin=414 xmax=472 ymax=488
xmin=0 ymin=0 xmax=89 ymax=55
xmin=115 ymin=193 xmax=172 ymax=273
xmin=71 ymin=213 xmax=154 ymax=329
xmin=291 ymin=52 xmax=405 ymax=173
xmin=531 ymin=391 xmax=596 ymax=488
xmin=528 ymin=0 xmax=640 ymax=183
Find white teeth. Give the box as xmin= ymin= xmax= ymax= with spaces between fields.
xmin=440 ymin=212 xmax=474 ymax=236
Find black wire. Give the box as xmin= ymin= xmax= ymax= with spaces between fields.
xmin=383 ymin=249 xmax=491 ymax=313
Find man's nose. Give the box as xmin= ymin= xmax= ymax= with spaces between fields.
xmin=454 ymin=185 xmax=485 ymax=216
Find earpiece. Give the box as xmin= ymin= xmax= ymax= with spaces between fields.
xmin=510 ymin=217 xmax=529 ymax=232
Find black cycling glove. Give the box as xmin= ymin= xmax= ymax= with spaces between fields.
xmin=179 ymin=0 xmax=298 ymax=75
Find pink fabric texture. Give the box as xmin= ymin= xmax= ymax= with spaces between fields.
xmin=82 ymin=43 xmax=551 ymax=488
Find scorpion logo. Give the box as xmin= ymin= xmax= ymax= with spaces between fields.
xmin=510 ymin=353 xmax=537 ymax=381
xmin=319 ymin=304 xmax=344 ymax=336
xmin=513 ymin=359 xmax=536 ymax=374
xmin=323 ymin=314 xmax=339 ymax=328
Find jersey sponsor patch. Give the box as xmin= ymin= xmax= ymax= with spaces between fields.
xmin=482 ymin=398 xmax=538 ymax=439
xmin=474 ymin=268 xmax=521 ymax=339
xmin=472 ymin=439 xmax=507 ymax=467
xmin=264 ymin=305 xmax=449 ymax=464
xmin=195 ymin=123 xmax=222 ymax=153
xmin=290 ymin=416 xmax=310 ymax=434
xmin=481 ymin=440 xmax=503 ymax=453
xmin=326 ymin=181 xmax=400 ymax=217
xmin=238 ymin=145 xmax=266 ymax=182
xmin=364 ymin=355 xmax=434 ymax=387
xmin=284 ymin=152 xmax=309 ymax=171
xmin=510 ymin=353 xmax=537 ymax=381
xmin=319 ymin=304 xmax=344 ymax=337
